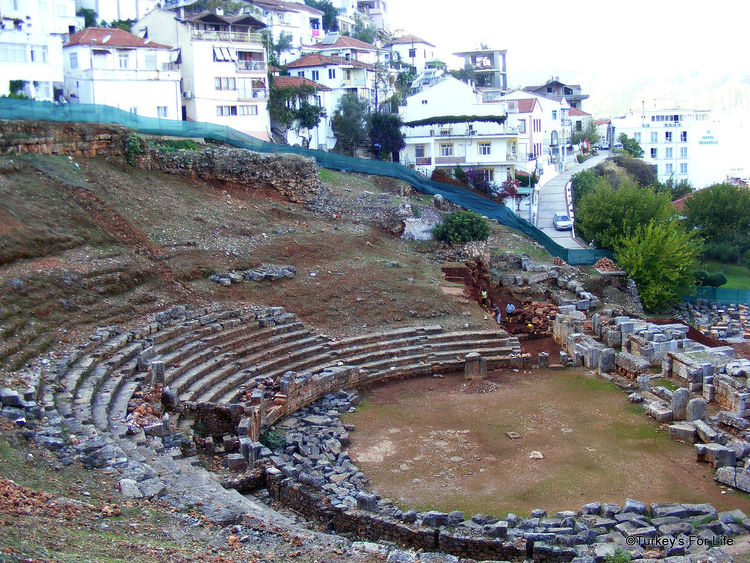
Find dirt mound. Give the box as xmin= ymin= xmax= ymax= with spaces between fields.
xmin=460 ymin=378 xmax=499 ymax=394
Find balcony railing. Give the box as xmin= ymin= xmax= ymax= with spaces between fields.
xmin=415 ymin=157 xmax=431 ymax=165
xmin=190 ymin=30 xmax=263 ymax=43
xmin=506 ymin=153 xmax=517 ymax=161
xmin=236 ymin=60 xmax=266 ymax=72
xmin=435 ymin=156 xmax=466 ymax=164
xmin=238 ymin=89 xmax=268 ymax=100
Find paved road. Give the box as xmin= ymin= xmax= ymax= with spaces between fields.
xmin=535 ymin=152 xmax=609 ymax=249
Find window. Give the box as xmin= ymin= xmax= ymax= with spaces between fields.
xmin=215 ymin=77 xmax=236 ymax=90
xmin=478 ymin=142 xmax=491 ymax=155
xmin=296 ymin=70 xmax=305 ymax=78
xmin=680 ymin=163 xmax=688 ymax=174
xmin=216 ymin=105 xmax=238 ymax=116
xmin=118 ymin=53 xmax=129 ymax=69
xmin=92 ymin=50 xmax=108 ymax=68
xmin=421 ymin=99 xmax=427 ymax=105
xmin=414 ymin=145 xmax=425 ymax=158
xmin=680 ymin=147 xmax=688 ymax=158
xmin=311 ymin=70 xmax=319 ymax=81
xmin=551 ymin=110 xmax=558 ymax=120
xmin=665 ymin=131 xmax=672 ymax=142
xmin=408 ymin=48 xmax=416 ymax=58
xmin=69 ymin=52 xmax=78 ymax=69
xmin=680 ymin=131 xmax=687 ymax=142
xmin=634 ymin=132 xmax=641 ymax=143
xmin=30 ymin=45 xmax=48 ymax=63
xmin=142 ymin=53 xmax=156 ymax=70
xmin=328 ymin=68 xmax=336 ymax=79
xmin=665 ymin=163 xmax=673 ymax=175
xmin=518 ymin=120 xmax=526 ymax=133
xmin=157 ymin=106 xmax=168 ymax=117
xmin=238 ymin=105 xmax=258 ymax=115
xmin=650 ymin=148 xmax=658 ymax=159
xmin=439 ymin=128 xmax=450 ymax=136
xmin=439 ymin=143 xmax=454 ymax=157
xmin=650 ymin=132 xmax=658 ymax=143
xmin=481 ymin=169 xmax=494 ymax=182
xmin=665 ymin=147 xmax=673 ymax=159
xmin=315 ymin=95 xmax=322 ymax=106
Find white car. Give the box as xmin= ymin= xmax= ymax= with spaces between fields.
xmin=600 ymin=142 xmax=610 ymax=150
xmin=553 ymin=213 xmax=573 ymax=230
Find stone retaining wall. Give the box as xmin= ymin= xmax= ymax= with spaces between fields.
xmin=0 ymin=120 xmax=127 ymax=157
xmin=135 ymin=146 xmax=321 ymax=204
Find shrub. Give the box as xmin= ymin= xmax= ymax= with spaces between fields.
xmin=259 ymin=428 xmax=287 ymax=450
xmin=571 ymin=169 xmax=598 ymax=206
xmin=694 ymin=269 xmax=727 ymax=287
xmin=125 ymin=131 xmax=144 ymax=166
xmin=465 ymin=167 xmax=494 ymax=195
xmin=702 ymin=241 xmax=742 ymax=264
xmin=615 ymin=220 xmax=702 ymax=312
xmin=453 ymin=165 xmax=468 ymax=185
xmin=612 ymin=154 xmax=658 ymax=187
xmin=576 ymin=153 xmax=586 ymax=163
xmin=431 ymin=168 xmax=465 ymax=188
xmin=433 ymin=210 xmax=490 ymax=244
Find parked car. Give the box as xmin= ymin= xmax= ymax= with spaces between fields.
xmin=613 ymin=141 xmax=623 ymax=150
xmin=553 ymin=212 xmax=573 ymax=230
xmin=600 ymin=142 xmax=610 ymax=150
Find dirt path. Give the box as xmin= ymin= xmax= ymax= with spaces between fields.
xmin=345 ymin=370 xmax=750 ymax=517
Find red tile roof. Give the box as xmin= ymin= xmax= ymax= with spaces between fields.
xmin=286 ymin=53 xmax=375 ymax=70
xmin=569 ymin=107 xmax=590 ymax=116
xmin=65 ymin=27 xmax=171 ymax=49
xmin=273 ymin=76 xmax=331 ymax=91
xmin=595 ymin=118 xmax=610 ymax=125
xmin=513 ymin=98 xmax=538 ymax=113
xmin=251 ymin=0 xmax=323 ymax=15
xmin=388 ymin=34 xmax=435 ymax=47
xmin=304 ymin=35 xmax=377 ymax=51
xmin=671 ymin=193 xmax=694 ymax=211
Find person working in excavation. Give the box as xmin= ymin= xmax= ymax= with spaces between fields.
xmin=505 ymin=302 xmax=516 ymax=321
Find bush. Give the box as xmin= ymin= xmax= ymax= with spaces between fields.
xmin=465 ymin=167 xmax=495 ymax=195
xmin=453 ymin=165 xmax=468 ymax=185
xmin=612 ymin=155 xmax=658 ymax=187
xmin=571 ymin=169 xmax=598 ymax=206
xmin=702 ymin=241 xmax=742 ymax=264
xmin=615 ymin=220 xmax=702 ymax=312
xmin=433 ymin=210 xmax=490 ymax=244
xmin=431 ymin=168 xmax=465 ymax=187
xmin=259 ymin=428 xmax=287 ymax=450
xmin=695 ymin=270 xmax=727 ymax=287
xmin=125 ymin=131 xmax=144 ymax=166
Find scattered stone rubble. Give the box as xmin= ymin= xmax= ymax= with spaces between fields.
xmin=676 ymin=301 xmax=750 ymax=341
xmin=209 ymin=264 xmax=296 ymax=286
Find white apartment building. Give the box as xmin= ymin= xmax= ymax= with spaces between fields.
xmin=384 ymin=34 xmax=435 ymax=73
xmin=285 ymin=52 xmax=376 ymax=149
xmin=75 ymin=0 xmax=159 ymax=24
xmin=251 ymin=0 xmax=323 ymax=65
xmin=133 ymin=8 xmax=272 ymax=140
xmin=270 ymin=74 xmax=331 ymax=149
xmin=302 ymin=33 xmax=377 ymax=65
xmin=0 ymin=0 xmax=82 ymax=100
xmin=63 ymin=27 xmax=180 ymax=118
xmin=611 ymin=103 xmax=722 ymax=188
xmin=356 ymin=0 xmax=388 ymax=31
xmin=503 ymin=97 xmax=544 ymax=175
xmin=400 ymin=76 xmax=519 ymax=189
xmin=326 ymin=0 xmax=357 ymax=33
xmin=453 ymin=48 xmax=507 ymax=102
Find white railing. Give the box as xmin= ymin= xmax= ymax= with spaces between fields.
xmin=190 ymin=30 xmax=263 ymax=43
xmin=236 ymin=60 xmax=266 ymax=72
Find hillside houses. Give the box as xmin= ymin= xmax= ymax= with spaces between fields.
xmin=250 ymin=0 xmax=323 ymax=65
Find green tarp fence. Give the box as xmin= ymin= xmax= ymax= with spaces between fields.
xmin=683 ymin=287 xmax=750 ymax=306
xmin=0 ymin=98 xmax=612 ymax=265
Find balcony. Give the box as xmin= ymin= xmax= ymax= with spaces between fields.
xmin=435 ymin=156 xmax=466 ymax=164
xmin=238 ymin=89 xmax=268 ymax=101
xmin=506 ymin=152 xmax=517 ymax=161
xmin=236 ymin=60 xmax=266 ymax=72
xmin=190 ymin=30 xmax=263 ymax=43
xmin=415 ymin=157 xmax=432 ymax=165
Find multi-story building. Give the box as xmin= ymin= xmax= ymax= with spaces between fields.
xmin=301 ymin=33 xmax=377 ymax=64
xmin=250 ymin=0 xmax=323 ymax=65
xmin=285 ymin=52 xmax=375 ymax=149
xmin=503 ymin=97 xmax=545 ymax=174
xmin=569 ymin=107 xmax=593 ymax=137
xmin=133 ymin=8 xmax=272 ymax=140
xmin=75 ymin=0 xmax=160 ymax=24
xmin=453 ymin=48 xmax=507 ymax=102
xmin=0 ymin=0 xmax=82 ymax=100
xmin=384 ymin=34 xmax=435 ymax=73
xmin=325 ymin=0 xmax=357 ymax=33
xmin=611 ymin=102 xmax=722 ymax=188
xmin=63 ymin=27 xmax=180 ymax=118
xmin=356 ymin=0 xmax=388 ymax=31
xmin=523 ymin=76 xmax=588 ymax=110
xmin=269 ymin=74 xmax=331 ymax=149
xmin=400 ymin=75 xmax=519 ymax=190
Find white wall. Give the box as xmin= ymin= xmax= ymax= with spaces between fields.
xmin=77 ymin=0 xmax=159 ymax=23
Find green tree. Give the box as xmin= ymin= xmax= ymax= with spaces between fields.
xmin=571 ymin=169 xmax=598 ymax=206
xmin=571 ymin=121 xmax=601 ymax=146
xmin=267 ymin=80 xmax=324 ymax=147
xmin=108 ymin=19 xmax=134 ymax=32
xmin=433 ymin=211 xmax=490 ymax=244
xmin=656 ymin=177 xmax=693 ymax=201
xmin=682 ymin=183 xmax=750 ymax=256
xmin=76 ymin=8 xmax=97 ymax=28
xmin=576 ymin=178 xmax=675 ymax=250
xmin=262 ymin=30 xmax=293 ymax=68
xmin=368 ymin=111 xmax=405 ymax=160
xmin=305 ymin=0 xmax=339 ymax=32
xmin=331 ymin=92 xmax=369 ymax=155
xmin=615 ymin=220 xmax=702 ymax=311
xmin=345 ymin=16 xmax=376 ymax=44
xmin=449 ymin=63 xmax=476 ymax=85
xmin=617 ymin=133 xmax=644 ymax=158
xmin=294 ymin=101 xmax=325 ymax=148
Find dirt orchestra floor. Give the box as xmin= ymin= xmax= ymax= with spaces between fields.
xmin=344 ymin=369 xmax=750 ymax=517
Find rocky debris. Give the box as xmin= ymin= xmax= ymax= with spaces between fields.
xmin=210 ymin=264 xmax=296 ymax=286
xmin=677 ymin=301 xmax=750 ymax=341
xmin=593 ymin=257 xmax=621 ymax=272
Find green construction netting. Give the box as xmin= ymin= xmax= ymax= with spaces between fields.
xmin=683 ymin=287 xmax=750 ymax=306
xmin=0 ymin=98 xmax=612 ymax=265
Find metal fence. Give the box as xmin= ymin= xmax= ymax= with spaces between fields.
xmin=0 ymin=98 xmax=613 ymax=265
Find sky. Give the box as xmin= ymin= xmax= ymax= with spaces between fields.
xmin=387 ymin=0 xmax=750 ymax=118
